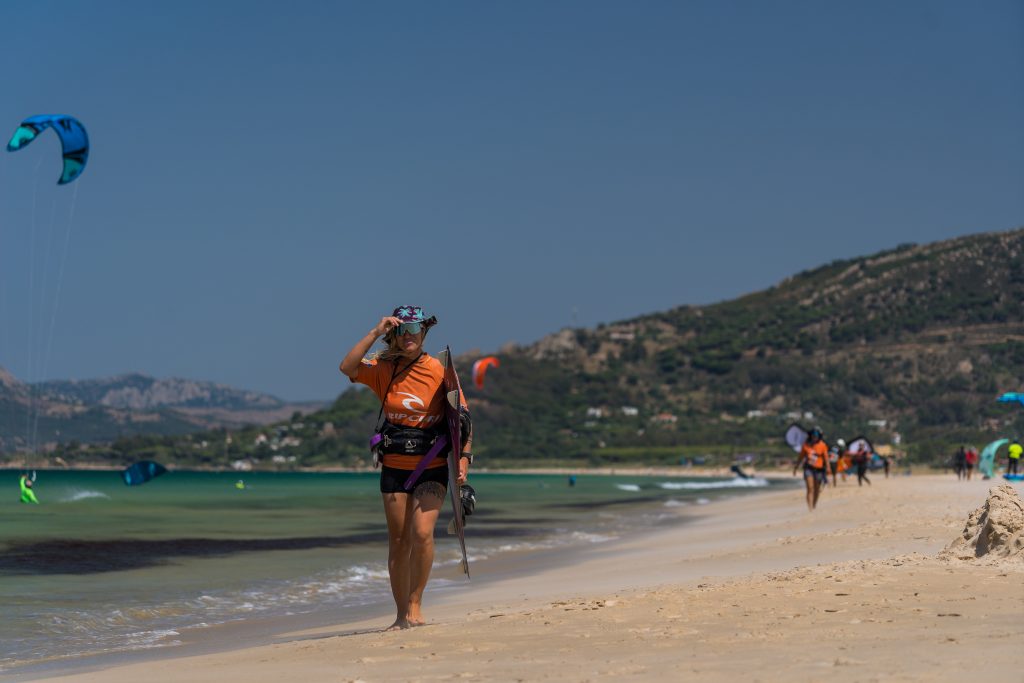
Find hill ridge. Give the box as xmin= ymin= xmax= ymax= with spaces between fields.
xmin=5 ymin=226 xmax=1024 ymax=467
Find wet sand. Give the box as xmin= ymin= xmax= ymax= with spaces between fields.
xmin=30 ymin=474 xmax=1024 ymax=683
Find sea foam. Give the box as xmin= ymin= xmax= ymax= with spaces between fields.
xmin=57 ymin=489 xmax=112 ymax=503
xmin=657 ymin=476 xmax=769 ymax=490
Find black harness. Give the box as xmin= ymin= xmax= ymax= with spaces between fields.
xmin=377 ymin=421 xmax=448 ymax=456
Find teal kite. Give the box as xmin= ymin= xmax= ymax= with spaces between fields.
xmin=122 ymin=460 xmax=167 ymax=486
xmin=979 ymin=439 xmax=1007 ymax=479
xmin=7 ymin=114 xmax=89 ymax=184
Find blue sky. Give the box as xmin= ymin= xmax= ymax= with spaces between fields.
xmin=0 ymin=1 xmax=1021 ymax=400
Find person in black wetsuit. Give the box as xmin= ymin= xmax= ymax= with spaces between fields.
xmin=953 ymin=446 xmax=966 ymax=480
xmin=852 ymin=444 xmax=871 ymax=487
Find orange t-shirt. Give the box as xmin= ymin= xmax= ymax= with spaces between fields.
xmin=353 ymin=353 xmax=468 ymax=470
xmin=800 ymin=441 xmax=828 ymax=469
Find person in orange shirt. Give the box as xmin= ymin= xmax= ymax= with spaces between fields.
xmin=340 ymin=306 xmax=472 ymax=631
xmin=837 ymin=449 xmax=852 ymax=482
xmin=793 ymin=426 xmax=829 ymax=510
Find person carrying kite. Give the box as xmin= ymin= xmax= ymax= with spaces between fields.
xmin=340 ymin=305 xmax=472 ymax=630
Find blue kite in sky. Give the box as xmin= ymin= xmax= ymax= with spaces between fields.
xmin=996 ymin=392 xmax=1024 ymax=406
xmin=6 ymin=114 xmax=89 ymax=184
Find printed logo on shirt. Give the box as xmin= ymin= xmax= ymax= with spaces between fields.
xmin=387 ymin=391 xmax=439 ymax=425
xmin=397 ymin=392 xmax=426 ymax=413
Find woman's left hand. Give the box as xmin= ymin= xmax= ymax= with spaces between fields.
xmin=457 ymin=457 xmax=469 ymax=485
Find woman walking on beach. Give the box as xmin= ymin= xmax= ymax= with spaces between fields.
xmin=964 ymin=446 xmax=978 ymax=480
xmin=794 ymin=427 xmax=828 ymax=510
xmin=340 ymin=306 xmax=471 ymax=630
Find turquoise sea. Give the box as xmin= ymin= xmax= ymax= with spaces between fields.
xmin=0 ymin=468 xmax=790 ymax=673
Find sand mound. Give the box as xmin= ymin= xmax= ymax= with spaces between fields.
xmin=941 ymin=484 xmax=1024 ymax=562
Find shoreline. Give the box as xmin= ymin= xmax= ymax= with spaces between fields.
xmin=16 ymin=475 xmax=1023 ymax=682
xmin=0 ymin=463 xmax=937 ymax=478
xmin=1 ymin=471 xmax=784 ymax=679
xmin=2 ymin=480 xmax=775 ymax=681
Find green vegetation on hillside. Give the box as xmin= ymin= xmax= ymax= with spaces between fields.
xmin=12 ymin=228 xmax=1024 ymax=470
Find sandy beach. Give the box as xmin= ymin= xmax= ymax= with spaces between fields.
xmin=27 ymin=474 xmax=1024 ymax=683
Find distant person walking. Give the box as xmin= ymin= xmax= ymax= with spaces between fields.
xmin=852 ymin=446 xmax=871 ymax=487
xmin=838 ymin=450 xmax=852 ymax=483
xmin=794 ymin=427 xmax=829 ymax=510
xmin=953 ymin=446 xmax=966 ymax=480
xmin=964 ymin=447 xmax=978 ymax=480
xmin=828 ymin=438 xmax=846 ymax=487
xmin=1008 ymin=439 xmax=1022 ymax=476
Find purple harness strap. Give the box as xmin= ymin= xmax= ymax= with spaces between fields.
xmin=403 ymin=434 xmax=449 ymax=490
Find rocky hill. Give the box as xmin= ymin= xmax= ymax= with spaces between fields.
xmin=462 ymin=227 xmax=1024 ymax=462
xmin=36 ymin=374 xmax=284 ymax=411
xmin=0 ymin=371 xmax=326 ymax=453
xmin=16 ymin=227 xmax=1024 ymax=469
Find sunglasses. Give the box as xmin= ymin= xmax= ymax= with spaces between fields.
xmin=396 ymin=322 xmax=424 ymax=336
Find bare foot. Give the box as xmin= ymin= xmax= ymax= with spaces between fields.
xmin=406 ymin=606 xmax=426 ymax=626
xmin=384 ymin=617 xmax=410 ymax=631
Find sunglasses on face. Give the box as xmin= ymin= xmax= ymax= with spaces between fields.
xmin=396 ymin=322 xmax=423 ymax=336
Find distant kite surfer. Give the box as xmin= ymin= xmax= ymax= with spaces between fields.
xmin=339 ymin=305 xmax=473 ymax=631
xmin=19 ymin=473 xmax=38 ymax=504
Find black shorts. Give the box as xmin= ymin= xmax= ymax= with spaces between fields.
xmin=803 ymin=466 xmax=828 ymax=483
xmin=380 ymin=464 xmax=449 ymax=494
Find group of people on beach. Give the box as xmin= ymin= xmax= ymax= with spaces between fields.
xmin=951 ymin=439 xmax=1023 ymax=479
xmin=793 ymin=427 xmax=888 ymax=511
xmin=951 ymin=445 xmax=980 ymax=480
